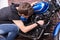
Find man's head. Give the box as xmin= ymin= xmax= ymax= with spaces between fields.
xmin=16 ymin=2 xmax=33 ymax=18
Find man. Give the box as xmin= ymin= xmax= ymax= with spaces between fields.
xmin=0 ymin=2 xmax=44 ymax=40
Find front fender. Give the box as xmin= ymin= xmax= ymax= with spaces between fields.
xmin=53 ymin=22 xmax=60 ymax=37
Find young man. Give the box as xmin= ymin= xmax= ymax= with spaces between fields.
xmin=0 ymin=2 xmax=44 ymax=40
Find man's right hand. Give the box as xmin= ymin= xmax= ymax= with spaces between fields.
xmin=37 ymin=20 xmax=44 ymax=25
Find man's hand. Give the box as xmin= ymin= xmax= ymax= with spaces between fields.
xmin=37 ymin=20 xmax=44 ymax=25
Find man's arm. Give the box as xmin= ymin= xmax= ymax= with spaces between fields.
xmin=13 ymin=20 xmax=37 ymax=33
xmin=12 ymin=20 xmax=44 ymax=33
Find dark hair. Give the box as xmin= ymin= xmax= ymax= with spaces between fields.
xmin=17 ymin=2 xmax=33 ymax=16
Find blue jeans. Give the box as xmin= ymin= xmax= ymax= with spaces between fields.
xmin=0 ymin=24 xmax=19 ymax=40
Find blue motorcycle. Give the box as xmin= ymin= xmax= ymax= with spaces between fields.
xmin=10 ymin=1 xmax=60 ymax=40
xmin=19 ymin=1 xmax=60 ymax=40
xmin=19 ymin=1 xmax=53 ymax=40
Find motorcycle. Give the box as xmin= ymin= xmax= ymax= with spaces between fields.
xmin=10 ymin=0 xmax=60 ymax=40
xmin=19 ymin=1 xmax=54 ymax=40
